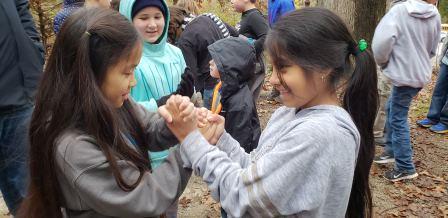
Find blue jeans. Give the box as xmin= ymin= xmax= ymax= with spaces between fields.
xmin=0 ymin=105 xmax=32 ymax=214
xmin=427 ymin=63 xmax=448 ymax=126
xmin=203 ymin=88 xmax=214 ymax=110
xmin=384 ymin=86 xmax=421 ymax=173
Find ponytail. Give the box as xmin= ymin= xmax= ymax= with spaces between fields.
xmin=265 ymin=8 xmax=380 ymax=217
xmin=343 ymin=49 xmax=378 ymax=218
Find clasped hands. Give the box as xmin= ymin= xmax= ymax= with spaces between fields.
xmin=158 ymin=95 xmax=225 ymax=144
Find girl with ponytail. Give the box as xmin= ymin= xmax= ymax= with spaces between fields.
xmin=157 ymin=7 xmax=379 ymax=217
xmin=18 ymin=8 xmax=192 ymax=218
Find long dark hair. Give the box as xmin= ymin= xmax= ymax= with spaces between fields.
xmin=266 ymin=8 xmax=378 ymax=218
xmin=18 ymin=8 xmax=151 ymax=218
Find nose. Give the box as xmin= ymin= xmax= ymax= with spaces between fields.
xmin=130 ymin=73 xmax=137 ymax=88
xmin=269 ymin=69 xmax=280 ymax=86
xmin=147 ymin=19 xmax=157 ymax=29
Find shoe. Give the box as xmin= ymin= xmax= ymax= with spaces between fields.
xmin=417 ymin=118 xmax=437 ymax=128
xmin=384 ymin=169 xmax=418 ymax=182
xmin=373 ymin=152 xmax=395 ymax=164
xmin=429 ymin=123 xmax=448 ymax=134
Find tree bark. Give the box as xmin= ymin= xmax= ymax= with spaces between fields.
xmin=353 ymin=0 xmax=387 ymax=42
xmin=315 ymin=0 xmax=356 ymax=33
xmin=314 ymin=0 xmax=387 ymax=43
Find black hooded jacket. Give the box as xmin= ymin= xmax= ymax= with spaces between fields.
xmin=208 ymin=37 xmax=261 ymax=152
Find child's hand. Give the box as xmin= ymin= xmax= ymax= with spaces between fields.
xmin=196 ymin=107 xmax=210 ymax=128
xmin=199 ymin=114 xmax=225 ymax=145
xmin=159 ymin=95 xmax=198 ymax=142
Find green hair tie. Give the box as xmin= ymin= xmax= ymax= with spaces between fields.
xmin=358 ymin=39 xmax=368 ymax=52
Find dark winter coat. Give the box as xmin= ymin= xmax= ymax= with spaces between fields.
xmin=0 ymin=0 xmax=44 ymax=110
xmin=208 ymin=37 xmax=261 ymax=152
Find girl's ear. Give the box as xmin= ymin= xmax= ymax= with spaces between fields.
xmin=321 ymin=69 xmax=332 ymax=81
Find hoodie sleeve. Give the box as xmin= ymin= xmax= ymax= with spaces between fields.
xmin=215 ymin=132 xmax=251 ymax=168
xmin=56 ymin=135 xmax=191 ymax=217
xmin=372 ymin=9 xmax=399 ymax=67
xmin=430 ymin=15 xmax=441 ymax=58
xmin=156 ymin=67 xmax=196 ymax=106
xmin=132 ymin=100 xmax=179 ymax=150
xmin=179 ymin=122 xmax=333 ymax=217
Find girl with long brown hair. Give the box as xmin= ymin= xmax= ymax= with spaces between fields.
xmin=18 ymin=8 xmax=192 ymax=218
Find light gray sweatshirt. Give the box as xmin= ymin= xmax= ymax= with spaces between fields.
xmin=55 ymin=101 xmax=191 ymax=218
xmin=180 ymin=105 xmax=361 ymax=217
xmin=372 ymin=0 xmax=440 ymax=88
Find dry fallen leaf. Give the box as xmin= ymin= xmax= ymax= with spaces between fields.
xmin=179 ymin=196 xmax=192 ymax=208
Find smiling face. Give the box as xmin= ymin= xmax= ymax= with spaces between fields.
xmin=101 ymin=42 xmax=142 ymax=108
xmin=132 ymin=7 xmax=165 ymax=43
xmin=268 ymin=57 xmax=337 ymax=109
xmin=269 ymin=63 xmax=317 ymax=108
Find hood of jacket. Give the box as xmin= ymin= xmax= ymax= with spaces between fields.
xmin=208 ymin=37 xmax=256 ymax=101
xmin=405 ymin=0 xmax=438 ymax=19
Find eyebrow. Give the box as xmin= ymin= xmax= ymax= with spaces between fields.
xmin=138 ymin=12 xmax=162 ymax=16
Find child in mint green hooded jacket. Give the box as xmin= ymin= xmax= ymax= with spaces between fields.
xmin=120 ymin=0 xmax=186 ymax=168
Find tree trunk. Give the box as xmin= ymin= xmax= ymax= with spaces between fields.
xmin=315 ymin=0 xmax=356 ymax=33
xmin=314 ymin=0 xmax=387 ymax=43
xmin=353 ymin=0 xmax=387 ymax=42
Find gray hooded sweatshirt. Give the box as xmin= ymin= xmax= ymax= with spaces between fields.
xmin=56 ymin=101 xmax=191 ymax=218
xmin=372 ymin=0 xmax=441 ymax=88
xmin=180 ymin=105 xmax=360 ymax=217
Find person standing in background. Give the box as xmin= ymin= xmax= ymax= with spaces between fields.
xmin=373 ymin=0 xmax=407 ymax=145
xmin=268 ymin=0 xmax=295 ymax=26
xmin=372 ymin=0 xmax=440 ymax=182
xmin=232 ymin=0 xmax=269 ymax=102
xmin=54 ymin=0 xmax=111 ymax=34
xmin=0 ymin=0 xmax=44 ymax=215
